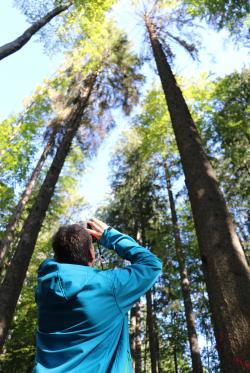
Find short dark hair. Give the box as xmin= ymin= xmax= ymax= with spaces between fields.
xmin=52 ymin=224 xmax=92 ymax=265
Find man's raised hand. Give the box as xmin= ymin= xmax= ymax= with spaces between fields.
xmin=86 ymin=218 xmax=109 ymax=241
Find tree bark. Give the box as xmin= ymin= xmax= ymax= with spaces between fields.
xmin=135 ymin=301 xmax=142 ymax=373
xmin=0 ymin=73 xmax=96 ymax=350
xmin=145 ymin=15 xmax=250 ymax=373
xmin=0 ymin=124 xmax=59 ymax=271
xmin=0 ymin=2 xmax=72 ymax=61
xmin=140 ymin=228 xmax=159 ymax=373
xmin=173 ymin=346 xmax=179 ymax=373
xmin=130 ymin=301 xmax=142 ymax=373
xmin=146 ymin=289 xmax=159 ymax=373
xmin=130 ymin=305 xmax=136 ymax=371
xmin=155 ymin=325 xmax=161 ymax=373
xmin=143 ymin=314 xmax=148 ymax=373
xmin=164 ymin=159 xmax=203 ymax=373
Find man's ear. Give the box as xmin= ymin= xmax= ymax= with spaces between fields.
xmin=88 ymin=253 xmax=94 ymax=260
xmin=87 ymin=247 xmax=95 ymax=267
xmin=88 ymin=244 xmax=95 ymax=260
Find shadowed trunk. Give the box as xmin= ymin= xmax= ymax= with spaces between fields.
xmin=0 ymin=124 xmax=59 ymax=272
xmin=140 ymin=228 xmax=159 ymax=373
xmin=146 ymin=289 xmax=159 ymax=373
xmin=0 ymin=2 xmax=72 ymax=61
xmin=130 ymin=305 xmax=136 ymax=371
xmin=130 ymin=301 xmax=142 ymax=372
xmin=0 ymin=73 xmax=96 ymax=350
xmin=155 ymin=323 xmax=161 ymax=373
xmin=173 ymin=346 xmax=178 ymax=373
xmin=145 ymin=14 xmax=250 ymax=373
xmin=143 ymin=313 xmax=148 ymax=373
xmin=164 ymin=159 xmax=203 ymax=373
xmin=135 ymin=301 xmax=142 ymax=373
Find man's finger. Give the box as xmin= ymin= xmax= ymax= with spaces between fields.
xmin=91 ymin=217 xmax=106 ymax=226
xmin=86 ymin=228 xmax=101 ymax=239
xmin=87 ymin=220 xmax=101 ymax=232
xmin=90 ymin=218 xmax=108 ymax=229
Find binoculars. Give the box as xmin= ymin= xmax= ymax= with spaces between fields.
xmin=87 ymin=222 xmax=97 ymax=243
xmin=77 ymin=221 xmax=97 ymax=243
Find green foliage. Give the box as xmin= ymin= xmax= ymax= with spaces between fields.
xmin=212 ymin=69 xmax=250 ymax=162
xmin=184 ymin=0 xmax=250 ymax=40
xmin=52 ymin=19 xmax=144 ymax=117
xmin=0 ymin=87 xmax=53 ymax=228
xmin=14 ymin=0 xmax=117 ymax=53
xmin=106 ymin=134 xmax=169 ymax=241
xmin=167 ymin=70 xmax=249 ymax=256
xmin=64 ymin=0 xmax=116 ymax=38
xmin=0 ymin=91 xmax=50 ymax=183
xmin=142 ymin=0 xmax=200 ymax=62
xmin=210 ymin=69 xmax=250 ymax=254
xmin=185 ymin=69 xmax=250 ymax=253
xmin=91 ymin=25 xmax=144 ymax=115
xmin=0 ymin=266 xmax=37 ymax=372
xmin=0 ymin=160 xmax=89 ymax=372
xmin=0 ymin=184 xmax=15 ymax=229
xmin=134 ymin=88 xmax=171 ymax=158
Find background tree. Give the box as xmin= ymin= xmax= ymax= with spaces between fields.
xmin=0 ymin=0 xmax=117 ymax=60
xmin=100 ymin=127 xmax=210 ymax=371
xmin=0 ymin=21 xmax=144 ymax=350
xmin=134 ymin=85 xmax=208 ymax=372
xmin=101 ymin=135 xmax=166 ymax=371
xmin=0 ymin=88 xmax=52 ymax=226
xmin=140 ymin=2 xmax=250 ymax=369
xmin=184 ymin=70 xmax=250 ymax=259
xmin=0 ymin=1 xmax=72 ymax=60
xmin=0 ymin=80 xmax=76 ymax=272
xmin=184 ymin=0 xmax=250 ymax=43
xmin=0 ymin=156 xmax=89 ymax=371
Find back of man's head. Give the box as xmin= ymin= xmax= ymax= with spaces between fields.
xmin=52 ymin=224 xmax=92 ymax=265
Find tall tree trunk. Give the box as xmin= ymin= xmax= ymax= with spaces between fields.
xmin=130 ymin=301 xmax=142 ymax=373
xmin=135 ymin=301 xmax=142 ymax=373
xmin=163 ymin=159 xmax=203 ymax=373
xmin=0 ymin=2 xmax=72 ymax=61
xmin=140 ymin=228 xmax=159 ymax=373
xmin=173 ymin=346 xmax=179 ymax=373
xmin=205 ymin=332 xmax=211 ymax=373
xmin=143 ymin=314 xmax=148 ymax=373
xmin=0 ymin=124 xmax=59 ymax=271
xmin=130 ymin=305 xmax=136 ymax=371
xmin=155 ymin=324 xmax=161 ymax=373
xmin=144 ymin=15 xmax=250 ymax=373
xmin=146 ymin=290 xmax=159 ymax=373
xmin=0 ymin=73 xmax=96 ymax=350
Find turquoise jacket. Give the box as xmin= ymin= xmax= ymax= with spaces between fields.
xmin=34 ymin=227 xmax=162 ymax=372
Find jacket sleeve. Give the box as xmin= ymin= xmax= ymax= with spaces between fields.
xmin=100 ymin=227 xmax=162 ymax=314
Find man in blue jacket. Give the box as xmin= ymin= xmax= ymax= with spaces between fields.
xmin=34 ymin=218 xmax=162 ymax=373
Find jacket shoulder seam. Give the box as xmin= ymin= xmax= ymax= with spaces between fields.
xmin=99 ymin=270 xmax=124 ymax=315
xmin=57 ymin=269 xmax=68 ymax=301
xmin=111 ymin=272 xmax=125 ymax=316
